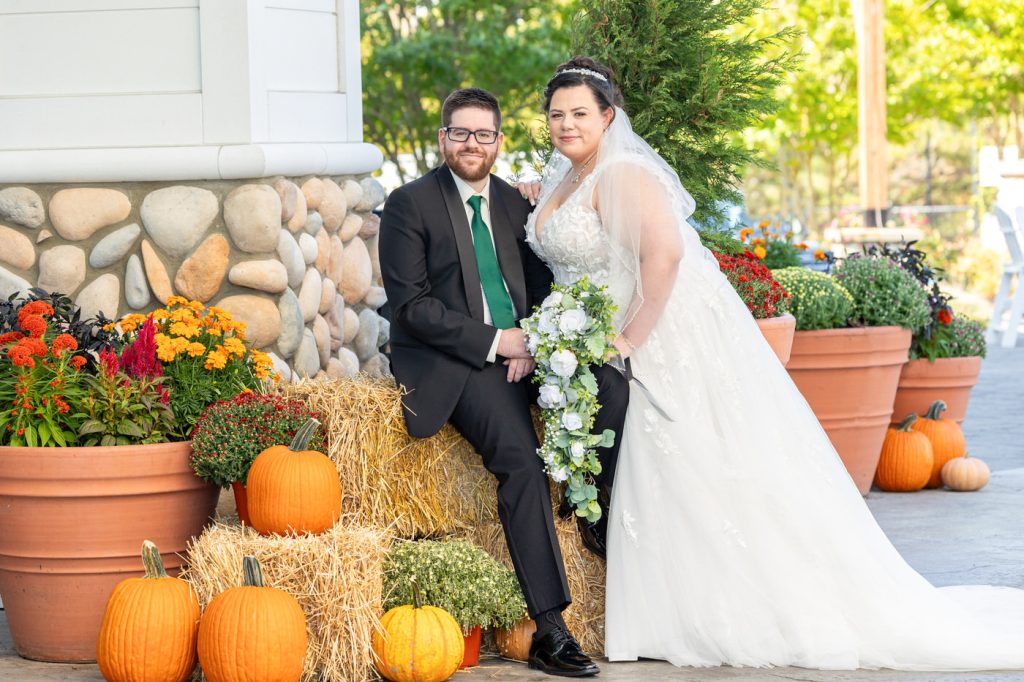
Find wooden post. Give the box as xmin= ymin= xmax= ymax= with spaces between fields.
xmin=854 ymin=0 xmax=888 ymax=226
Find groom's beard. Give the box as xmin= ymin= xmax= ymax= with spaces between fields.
xmin=442 ymin=143 xmax=497 ymax=183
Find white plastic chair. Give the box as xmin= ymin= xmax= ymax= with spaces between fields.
xmin=986 ymin=206 xmax=1024 ymax=348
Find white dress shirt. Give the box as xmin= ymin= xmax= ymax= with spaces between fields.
xmin=450 ymin=172 xmax=514 ymax=363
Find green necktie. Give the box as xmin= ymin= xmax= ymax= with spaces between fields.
xmin=467 ymin=195 xmax=515 ymax=329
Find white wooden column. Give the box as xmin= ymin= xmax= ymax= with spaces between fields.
xmin=853 ymin=0 xmax=889 ymax=226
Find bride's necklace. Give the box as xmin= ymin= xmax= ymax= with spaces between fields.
xmin=569 ymin=153 xmax=598 ymax=184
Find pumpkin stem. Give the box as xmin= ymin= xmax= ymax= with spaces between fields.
xmin=242 ymin=556 xmax=265 ymax=588
xmin=410 ymin=575 xmax=422 ymax=609
xmin=896 ymin=413 xmax=918 ymax=432
xmin=141 ymin=540 xmax=168 ymax=579
xmin=924 ymin=400 xmax=948 ymax=420
xmin=289 ymin=418 xmax=320 ymax=451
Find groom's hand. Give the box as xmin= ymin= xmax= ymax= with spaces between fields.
xmin=503 ymin=357 xmax=536 ymax=383
xmin=496 ymin=328 xmax=531 ymax=359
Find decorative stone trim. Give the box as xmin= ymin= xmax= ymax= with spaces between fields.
xmin=0 ymin=174 xmax=390 ymax=382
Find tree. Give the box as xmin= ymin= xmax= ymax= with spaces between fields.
xmin=570 ymin=0 xmax=796 ymax=224
xmin=361 ymin=0 xmax=574 ymax=183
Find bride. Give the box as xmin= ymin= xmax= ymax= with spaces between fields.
xmin=525 ymin=56 xmax=1024 ymax=670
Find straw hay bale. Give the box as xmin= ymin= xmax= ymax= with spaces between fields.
xmin=283 ymin=377 xmax=499 ymax=537
xmin=182 ymin=520 xmax=393 ymax=682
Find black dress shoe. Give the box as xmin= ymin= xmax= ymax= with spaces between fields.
xmin=528 ymin=627 xmax=600 ymax=677
xmin=576 ymin=516 xmax=606 ymax=559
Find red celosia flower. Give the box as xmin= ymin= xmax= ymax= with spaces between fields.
xmin=52 ymin=334 xmax=78 ymax=356
xmin=120 ymin=317 xmax=163 ymax=379
xmin=8 ymin=346 xmax=35 ymax=368
xmin=937 ymin=308 xmax=953 ymax=325
xmin=18 ymin=337 xmax=48 ymax=358
xmin=17 ymin=300 xmax=54 ymax=322
xmin=99 ymin=347 xmax=120 ymax=379
xmin=69 ymin=355 xmax=87 ymax=370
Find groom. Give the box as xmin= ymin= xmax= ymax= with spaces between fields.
xmin=379 ymin=88 xmax=627 ymax=677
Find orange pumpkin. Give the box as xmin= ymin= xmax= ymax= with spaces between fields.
xmin=96 ymin=540 xmax=200 ymax=682
xmin=495 ymin=617 xmax=536 ymax=662
xmin=247 ymin=418 xmax=342 ymax=535
xmin=372 ymin=577 xmax=464 ymax=682
xmin=197 ymin=556 xmax=307 ymax=682
xmin=912 ymin=400 xmax=967 ymax=488
xmin=874 ymin=414 xmax=934 ymax=492
xmin=941 ymin=454 xmax=990 ymax=492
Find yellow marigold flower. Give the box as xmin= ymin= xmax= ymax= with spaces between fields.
xmin=814 ymin=249 xmax=828 ymax=261
xmin=169 ymin=321 xmax=200 ymax=338
xmin=186 ymin=300 xmax=204 ymax=313
xmin=796 ymin=242 xmax=809 ymax=250
xmin=785 ymin=230 xmax=793 ymax=238
xmin=186 ymin=341 xmax=206 ymax=357
xmin=754 ymin=245 xmax=767 ymax=259
xmin=205 ymin=306 xmax=229 ymax=319
xmin=222 ymin=337 xmax=246 ymax=357
xmin=166 ymin=295 xmax=190 ymax=307
xmin=757 ymin=220 xmax=770 ymax=229
xmin=751 ymin=238 xmax=766 ymax=247
xmin=204 ymin=350 xmax=228 ymax=370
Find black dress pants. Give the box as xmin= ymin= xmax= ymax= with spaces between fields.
xmin=449 ymin=361 xmax=628 ymax=618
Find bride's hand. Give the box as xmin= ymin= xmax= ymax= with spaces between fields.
xmin=610 ymin=335 xmax=633 ymax=360
xmin=516 ymin=180 xmax=541 ymax=206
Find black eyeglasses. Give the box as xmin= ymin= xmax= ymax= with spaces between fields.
xmin=443 ymin=127 xmax=499 ymax=144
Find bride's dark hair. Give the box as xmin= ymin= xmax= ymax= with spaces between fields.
xmin=542 ymin=56 xmax=625 ymax=114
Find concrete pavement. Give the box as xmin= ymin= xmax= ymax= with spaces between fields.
xmin=3 ymin=348 xmax=1023 ymax=681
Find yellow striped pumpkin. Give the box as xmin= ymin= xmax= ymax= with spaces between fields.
xmin=372 ymin=577 xmax=464 ymax=682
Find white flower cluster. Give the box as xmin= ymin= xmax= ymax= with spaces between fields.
xmin=521 ymin=278 xmax=617 ymax=523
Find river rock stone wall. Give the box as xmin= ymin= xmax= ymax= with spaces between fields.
xmin=0 ymin=176 xmax=390 ymax=383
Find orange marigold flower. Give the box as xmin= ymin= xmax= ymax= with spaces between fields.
xmin=169 ymin=321 xmax=200 ymax=338
xmin=814 ymin=249 xmax=828 ymax=261
xmin=757 ymin=220 xmax=770 ymax=229
xmin=796 ymin=242 xmax=809 ymax=250
xmin=69 ymin=355 xmax=87 ymax=370
xmin=187 ymin=342 xmax=206 ymax=357
xmin=52 ymin=334 xmax=78 ymax=356
xmin=166 ymin=295 xmax=191 ymax=307
xmin=738 ymin=227 xmax=754 ymax=241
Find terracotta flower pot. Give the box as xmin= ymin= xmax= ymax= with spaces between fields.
xmin=0 ymin=440 xmax=218 ymax=663
xmin=496 ymin=617 xmax=537 ymax=661
xmin=230 ymin=480 xmax=251 ymax=525
xmin=890 ymin=356 xmax=982 ymax=426
xmin=756 ymin=313 xmax=796 ymax=366
xmin=460 ymin=625 xmax=482 ymax=668
xmin=786 ymin=326 xmax=912 ymax=495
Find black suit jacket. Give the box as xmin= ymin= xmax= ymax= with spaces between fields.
xmin=379 ymin=165 xmax=553 ymax=437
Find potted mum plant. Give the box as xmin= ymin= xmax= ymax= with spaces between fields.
xmin=0 ymin=292 xmax=273 ymax=663
xmin=190 ymin=391 xmax=323 ymax=524
xmin=774 ymin=256 xmax=931 ymax=494
xmin=700 ymin=229 xmax=795 ymax=364
xmin=382 ymin=539 xmax=527 ymax=669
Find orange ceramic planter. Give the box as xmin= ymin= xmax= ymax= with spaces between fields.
xmin=756 ymin=314 xmax=796 ymax=366
xmin=786 ymin=326 xmax=912 ymax=495
xmin=890 ymin=356 xmax=982 ymax=426
xmin=0 ymin=441 xmax=217 ymax=663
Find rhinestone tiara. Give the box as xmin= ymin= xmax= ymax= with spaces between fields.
xmin=557 ymin=67 xmax=608 ymax=82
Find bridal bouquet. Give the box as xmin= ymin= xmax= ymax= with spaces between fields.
xmin=521 ymin=278 xmax=618 ymax=523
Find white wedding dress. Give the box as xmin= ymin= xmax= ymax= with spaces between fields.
xmin=526 ymin=159 xmax=1024 ymax=670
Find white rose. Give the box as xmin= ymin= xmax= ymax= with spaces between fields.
xmin=548 ymin=349 xmax=578 ymax=377
xmin=538 ymin=384 xmax=566 ymax=409
xmin=569 ymin=441 xmax=586 ymax=461
xmin=561 ymin=411 xmax=584 ymax=431
xmin=527 ymin=333 xmax=541 ymax=355
xmin=549 ymin=466 xmax=570 ymax=482
xmin=558 ymin=309 xmax=588 ymax=335
xmin=538 ymin=309 xmax=558 ymax=335
xmin=542 ymin=291 xmax=564 ymax=309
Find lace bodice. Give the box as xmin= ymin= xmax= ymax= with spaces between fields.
xmin=526 ymin=173 xmax=613 ymax=288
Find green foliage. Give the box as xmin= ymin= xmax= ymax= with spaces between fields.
xmin=76 ymin=353 xmax=175 ymax=447
xmin=383 ymin=539 xmax=527 ymax=631
xmin=698 ymin=228 xmax=747 ymax=256
xmin=361 ymin=0 xmax=574 ymax=182
xmin=772 ymin=267 xmax=853 ymax=331
xmin=571 ymin=0 xmax=796 ymax=223
xmin=189 ymin=392 xmax=322 ymax=488
xmin=915 ymin=313 xmax=987 ymax=361
xmin=833 ymin=255 xmax=931 ymax=332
